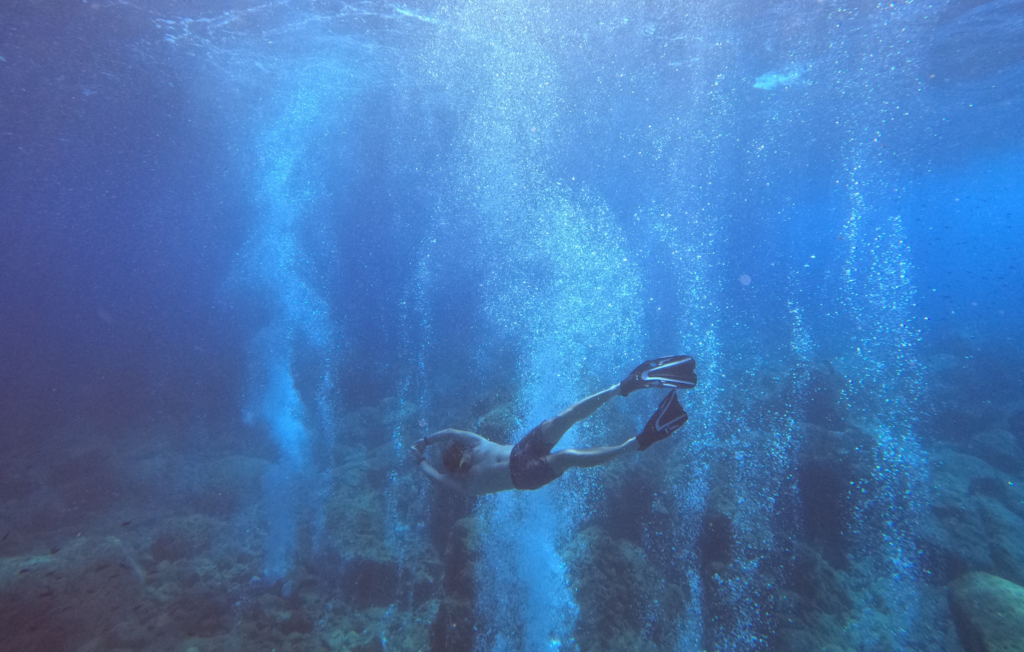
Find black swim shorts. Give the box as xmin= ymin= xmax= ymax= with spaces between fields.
xmin=509 ymin=424 xmax=560 ymax=490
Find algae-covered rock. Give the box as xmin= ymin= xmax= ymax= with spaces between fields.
xmin=565 ymin=525 xmax=685 ymax=652
xmin=919 ymin=450 xmax=1024 ymax=586
xmin=1009 ymin=409 xmax=1024 ymax=451
xmin=0 ymin=536 xmax=148 ymax=652
xmin=149 ymin=513 xmax=218 ymax=563
xmin=475 ymin=402 xmax=518 ymax=445
xmin=430 ymin=517 xmax=481 ymax=652
xmin=949 ymin=571 xmax=1024 ymax=652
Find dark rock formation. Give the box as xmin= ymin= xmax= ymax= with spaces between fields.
xmin=918 ymin=449 xmax=1024 ymax=586
xmin=0 ymin=536 xmax=148 ymax=652
xmin=968 ymin=429 xmax=1024 ymax=476
xmin=795 ymin=425 xmax=875 ymax=569
xmin=949 ymin=571 xmax=1024 ymax=652
xmin=430 ymin=517 xmax=480 ymax=652
xmin=566 ymin=525 xmax=684 ymax=652
xmin=150 ymin=514 xmax=216 ymax=563
xmin=1010 ymin=410 xmax=1024 ymax=451
xmin=341 ymin=556 xmax=400 ymax=610
xmin=800 ymin=362 xmax=847 ymax=431
xmin=696 ymin=478 xmax=739 ymax=649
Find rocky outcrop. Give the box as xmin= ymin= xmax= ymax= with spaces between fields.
xmin=918 ymin=450 xmax=1024 ymax=586
xmin=430 ymin=517 xmax=481 ymax=652
xmin=949 ymin=572 xmax=1024 ymax=652
xmin=0 ymin=536 xmax=148 ymax=652
xmin=566 ymin=525 xmax=686 ymax=652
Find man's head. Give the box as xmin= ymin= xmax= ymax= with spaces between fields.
xmin=442 ymin=442 xmax=472 ymax=474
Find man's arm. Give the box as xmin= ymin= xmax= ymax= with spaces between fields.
xmin=416 ymin=429 xmax=488 ymax=450
xmin=415 ymin=459 xmax=464 ymax=493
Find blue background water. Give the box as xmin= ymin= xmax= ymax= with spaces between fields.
xmin=1 ymin=1 xmax=1022 ymax=651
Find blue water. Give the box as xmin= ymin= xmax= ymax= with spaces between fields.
xmin=1 ymin=1 xmax=1022 ymax=651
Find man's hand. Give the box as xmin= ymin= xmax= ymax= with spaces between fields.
xmin=410 ymin=439 xmax=427 ymax=463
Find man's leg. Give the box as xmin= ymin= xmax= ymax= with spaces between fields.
xmin=536 ymin=384 xmax=621 ymax=448
xmin=545 ymin=438 xmax=639 ymax=475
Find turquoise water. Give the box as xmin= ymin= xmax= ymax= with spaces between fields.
xmin=1 ymin=1 xmax=1022 ymax=651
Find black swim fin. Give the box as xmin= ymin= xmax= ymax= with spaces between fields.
xmin=636 ymin=390 xmax=688 ymax=451
xmin=619 ymin=355 xmax=697 ymax=397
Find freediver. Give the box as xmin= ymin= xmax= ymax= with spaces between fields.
xmin=411 ymin=356 xmax=696 ymax=494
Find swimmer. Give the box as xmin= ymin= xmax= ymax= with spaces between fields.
xmin=411 ymin=356 xmax=696 ymax=494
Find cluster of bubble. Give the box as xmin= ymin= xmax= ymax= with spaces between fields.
xmin=413 ymin=1 xmax=662 ymax=646
xmin=835 ymin=189 xmax=929 ymax=649
xmin=232 ymin=78 xmax=342 ymax=581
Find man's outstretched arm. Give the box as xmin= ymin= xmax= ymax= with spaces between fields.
xmin=415 ymin=458 xmax=464 ymax=493
xmin=415 ymin=429 xmax=488 ymax=450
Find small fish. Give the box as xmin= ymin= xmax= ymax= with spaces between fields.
xmin=50 ymin=546 xmax=60 ymax=554
xmin=19 ymin=568 xmax=29 ymax=574
xmin=121 ymin=521 xmax=131 ymax=527
xmin=2 ymin=531 xmax=9 ymax=541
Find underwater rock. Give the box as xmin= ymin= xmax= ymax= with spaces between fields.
xmin=789 ymin=545 xmax=854 ymax=618
xmin=341 ymin=556 xmax=400 ymax=610
xmin=325 ymin=448 xmax=413 ymax=612
xmin=919 ymin=448 xmax=1024 ymax=585
xmin=279 ymin=608 xmax=315 ymax=635
xmin=149 ymin=514 xmax=217 ymax=563
xmin=345 ymin=398 xmax=417 ymax=450
xmin=188 ymin=455 xmax=270 ymax=516
xmin=794 ymin=424 xmax=875 ymax=569
xmin=564 ymin=524 xmax=686 ymax=652
xmin=949 ymin=572 xmax=1024 ymax=652
xmin=923 ymin=352 xmax=1006 ymax=440
xmin=744 ymin=360 xmax=797 ymax=425
xmin=430 ymin=517 xmax=480 ymax=652
xmin=695 ymin=474 xmax=750 ymax=649
xmin=475 ymin=402 xmax=518 ymax=445
xmin=170 ymin=584 xmax=232 ymax=637
xmin=431 ymin=598 xmax=475 ymax=652
xmin=104 ymin=618 xmax=150 ymax=650
xmin=1009 ymin=409 xmax=1024 ymax=451
xmin=800 ymin=362 xmax=847 ymax=431
xmin=968 ymin=429 xmax=1024 ymax=475
xmin=698 ymin=483 xmax=735 ymax=571
xmin=0 ymin=536 xmax=147 ymax=652
xmin=737 ymin=358 xmax=847 ymax=432
xmin=355 ymin=636 xmax=386 ymax=652
xmin=468 ymin=386 xmax=518 ymax=445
